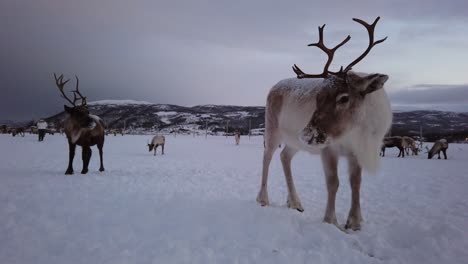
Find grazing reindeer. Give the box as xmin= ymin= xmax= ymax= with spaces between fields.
xmin=402 ymin=136 xmax=418 ymax=155
xmin=257 ymin=17 xmax=391 ymax=230
xmin=54 ymin=74 xmax=105 ymax=175
xmin=11 ymin=127 xmax=25 ymax=137
xmin=428 ymin=139 xmax=448 ymax=159
xmin=380 ymin=136 xmax=405 ymax=157
xmin=148 ymin=135 xmax=165 ymax=155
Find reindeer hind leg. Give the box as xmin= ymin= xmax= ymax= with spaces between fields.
xmin=280 ymin=145 xmax=303 ymax=212
xmin=98 ymin=142 xmax=105 ymax=172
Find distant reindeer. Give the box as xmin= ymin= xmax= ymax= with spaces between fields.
xmin=148 ymin=135 xmax=165 ymax=155
xmin=234 ymin=131 xmax=241 ymax=145
xmin=402 ymin=136 xmax=418 ymax=155
xmin=257 ymin=17 xmax=391 ymax=230
xmin=380 ymin=136 xmax=405 ymax=157
xmin=428 ymin=139 xmax=448 ymax=159
xmin=11 ymin=127 xmax=25 ymax=137
xmin=54 ymin=74 xmax=105 ymax=175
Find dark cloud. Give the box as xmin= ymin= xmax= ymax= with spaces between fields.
xmin=2 ymin=0 xmax=468 ymax=119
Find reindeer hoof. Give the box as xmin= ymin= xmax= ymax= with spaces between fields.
xmin=99 ymin=168 xmax=105 ymax=172
xmin=81 ymin=169 xmax=88 ymax=174
xmin=287 ymin=197 xmax=304 ymax=212
xmin=345 ymin=216 xmax=362 ymax=231
xmin=65 ymin=169 xmax=73 ymax=175
xmin=256 ymin=190 xmax=269 ymax=206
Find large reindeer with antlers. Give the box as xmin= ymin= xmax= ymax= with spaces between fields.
xmin=54 ymin=74 xmax=105 ymax=175
xmin=257 ymin=17 xmax=392 ymax=230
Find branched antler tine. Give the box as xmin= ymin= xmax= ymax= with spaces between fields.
xmin=72 ymin=75 xmax=87 ymax=106
xmin=75 ymin=75 xmax=79 ymax=93
xmin=332 ymin=35 xmax=351 ymax=51
xmin=53 ymin=73 xmax=75 ymax=105
xmin=293 ymin=24 xmax=350 ymax=79
xmin=344 ymin=17 xmax=387 ymax=72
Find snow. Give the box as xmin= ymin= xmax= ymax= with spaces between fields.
xmin=155 ymin=111 xmax=178 ymax=116
xmin=88 ymin=99 xmax=153 ymax=106
xmin=1 ymin=134 xmax=468 ymax=264
xmin=225 ymin=111 xmax=251 ymax=118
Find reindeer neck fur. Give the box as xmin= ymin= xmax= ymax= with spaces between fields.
xmin=64 ymin=114 xmax=104 ymax=145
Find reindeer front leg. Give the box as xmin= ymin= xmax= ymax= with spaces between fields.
xmin=154 ymin=145 xmax=157 ymax=156
xmin=280 ymin=145 xmax=303 ymax=212
xmin=321 ymin=147 xmax=339 ymax=226
xmin=162 ymin=144 xmax=165 ymax=155
xmin=81 ymin=146 xmax=92 ymax=174
xmin=66 ymin=142 xmax=76 ymax=175
xmin=345 ymin=155 xmax=363 ymax=230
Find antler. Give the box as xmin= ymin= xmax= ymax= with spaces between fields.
xmin=293 ymin=17 xmax=387 ymax=79
xmin=53 ymin=73 xmax=87 ymax=106
xmin=343 ymin=17 xmax=387 ymax=72
xmin=292 ymin=24 xmax=351 ymax=79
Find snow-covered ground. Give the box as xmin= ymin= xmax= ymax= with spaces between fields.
xmin=1 ymin=134 xmax=467 ymax=264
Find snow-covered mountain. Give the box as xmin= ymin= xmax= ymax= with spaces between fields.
xmin=46 ymin=100 xmax=265 ymax=135
xmin=44 ymin=100 xmax=468 ymax=140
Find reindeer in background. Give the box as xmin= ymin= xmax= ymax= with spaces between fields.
xmin=380 ymin=136 xmax=405 ymax=157
xmin=148 ymin=135 xmax=165 ymax=155
xmin=54 ymin=74 xmax=105 ymax=174
xmin=234 ymin=130 xmax=241 ymax=145
xmin=428 ymin=139 xmax=448 ymax=159
xmin=11 ymin=127 xmax=25 ymax=137
xmin=257 ymin=17 xmax=391 ymax=230
xmin=402 ymin=136 xmax=418 ymax=155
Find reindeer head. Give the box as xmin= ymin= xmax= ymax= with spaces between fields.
xmin=293 ymin=17 xmax=388 ymax=147
xmin=54 ymin=73 xmax=92 ymax=126
xmin=148 ymin=143 xmax=155 ymax=152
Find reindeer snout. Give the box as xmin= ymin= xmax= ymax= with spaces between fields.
xmin=299 ymin=127 xmax=328 ymax=147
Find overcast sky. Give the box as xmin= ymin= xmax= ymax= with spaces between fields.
xmin=2 ymin=0 xmax=468 ymax=120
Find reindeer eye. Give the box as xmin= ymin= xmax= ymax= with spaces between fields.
xmin=336 ymin=94 xmax=349 ymax=104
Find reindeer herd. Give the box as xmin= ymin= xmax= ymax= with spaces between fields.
xmin=380 ymin=135 xmax=448 ymax=159
xmin=3 ymin=17 xmax=459 ymax=232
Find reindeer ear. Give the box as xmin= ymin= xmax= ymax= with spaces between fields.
xmin=64 ymin=105 xmax=73 ymax=113
xmin=362 ymin=74 xmax=388 ymax=95
xmin=347 ymin=72 xmax=388 ymax=96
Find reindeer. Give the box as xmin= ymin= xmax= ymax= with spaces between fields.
xmin=380 ymin=136 xmax=405 ymax=157
xmin=54 ymin=74 xmax=105 ymax=174
xmin=11 ymin=127 xmax=25 ymax=137
xmin=148 ymin=135 xmax=165 ymax=155
xmin=234 ymin=131 xmax=241 ymax=145
xmin=402 ymin=136 xmax=418 ymax=155
xmin=257 ymin=17 xmax=391 ymax=231
xmin=428 ymin=139 xmax=448 ymax=159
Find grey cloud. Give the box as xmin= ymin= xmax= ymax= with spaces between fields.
xmin=389 ymin=84 xmax=468 ymax=112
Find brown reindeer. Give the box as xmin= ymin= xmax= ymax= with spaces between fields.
xmin=380 ymin=136 xmax=405 ymax=157
xmin=11 ymin=127 xmax=25 ymax=137
xmin=54 ymin=74 xmax=105 ymax=175
xmin=428 ymin=139 xmax=448 ymax=159
xmin=257 ymin=17 xmax=391 ymax=230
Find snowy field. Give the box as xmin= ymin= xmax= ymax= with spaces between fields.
xmin=1 ymin=134 xmax=467 ymax=264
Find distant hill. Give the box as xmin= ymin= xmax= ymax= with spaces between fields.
xmin=42 ymin=100 xmax=468 ymax=141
